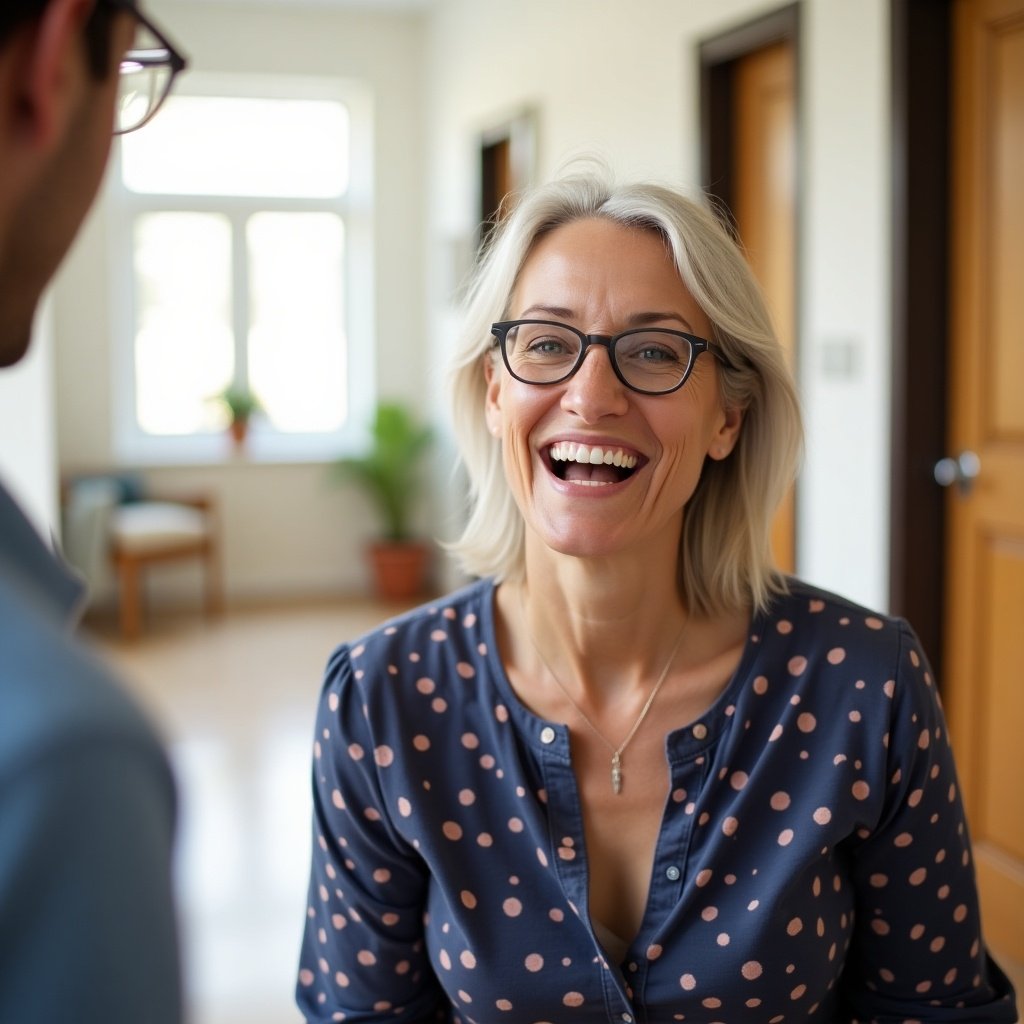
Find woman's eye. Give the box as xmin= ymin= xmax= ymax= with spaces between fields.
xmin=635 ymin=345 xmax=678 ymax=363
xmin=527 ymin=337 xmax=569 ymax=355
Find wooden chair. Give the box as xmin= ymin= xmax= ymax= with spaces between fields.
xmin=107 ymin=493 xmax=223 ymax=640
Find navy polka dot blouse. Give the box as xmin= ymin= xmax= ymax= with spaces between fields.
xmin=296 ymin=578 xmax=1017 ymax=1023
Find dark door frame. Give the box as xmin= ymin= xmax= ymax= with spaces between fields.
xmin=476 ymin=109 xmax=538 ymax=254
xmin=889 ymin=0 xmax=951 ymax=677
xmin=698 ymin=3 xmax=802 ymax=565
xmin=698 ymin=4 xmax=801 ymax=229
xmin=701 ymin=1 xmax=952 ymax=676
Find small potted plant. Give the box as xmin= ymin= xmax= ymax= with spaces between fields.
xmin=215 ymin=384 xmax=262 ymax=448
xmin=333 ymin=402 xmax=433 ymax=601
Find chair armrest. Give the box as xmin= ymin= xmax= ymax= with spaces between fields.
xmin=148 ymin=493 xmax=215 ymax=513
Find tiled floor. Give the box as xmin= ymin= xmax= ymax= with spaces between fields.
xmin=87 ymin=597 xmax=413 ymax=1024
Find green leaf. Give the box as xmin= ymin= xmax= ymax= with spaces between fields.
xmin=333 ymin=402 xmax=433 ymax=541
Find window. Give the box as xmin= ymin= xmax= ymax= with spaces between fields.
xmin=109 ymin=76 xmax=374 ymax=462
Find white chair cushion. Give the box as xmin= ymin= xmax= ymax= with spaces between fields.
xmin=110 ymin=502 xmax=209 ymax=553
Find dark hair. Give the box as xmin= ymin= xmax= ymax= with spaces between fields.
xmin=0 ymin=0 xmax=48 ymax=42
xmin=1 ymin=0 xmax=122 ymax=78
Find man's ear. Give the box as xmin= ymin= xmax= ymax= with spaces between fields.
xmin=5 ymin=0 xmax=95 ymax=151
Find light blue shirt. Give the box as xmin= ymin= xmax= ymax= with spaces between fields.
xmin=0 ymin=482 xmax=181 ymax=1022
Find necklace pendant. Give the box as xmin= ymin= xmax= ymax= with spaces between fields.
xmin=611 ymin=752 xmax=623 ymax=795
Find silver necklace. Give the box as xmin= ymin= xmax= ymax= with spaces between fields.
xmin=520 ymin=591 xmax=686 ymax=795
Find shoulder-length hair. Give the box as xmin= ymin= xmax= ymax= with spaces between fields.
xmin=447 ymin=169 xmax=803 ymax=618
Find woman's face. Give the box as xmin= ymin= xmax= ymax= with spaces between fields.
xmin=484 ymin=217 xmax=743 ymax=562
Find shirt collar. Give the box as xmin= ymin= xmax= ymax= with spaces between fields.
xmin=0 ymin=480 xmax=87 ymax=628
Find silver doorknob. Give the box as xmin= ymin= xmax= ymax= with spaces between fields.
xmin=934 ymin=450 xmax=980 ymax=495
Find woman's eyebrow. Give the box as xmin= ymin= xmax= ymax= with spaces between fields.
xmin=516 ymin=305 xmax=695 ymax=333
xmin=517 ymin=304 xmax=576 ymax=320
xmin=625 ymin=310 xmax=696 ymax=332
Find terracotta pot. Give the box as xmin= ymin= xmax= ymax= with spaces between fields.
xmin=368 ymin=541 xmax=430 ymax=602
xmin=229 ymin=418 xmax=249 ymax=448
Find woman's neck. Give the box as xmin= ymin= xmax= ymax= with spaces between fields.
xmin=512 ymin=541 xmax=690 ymax=701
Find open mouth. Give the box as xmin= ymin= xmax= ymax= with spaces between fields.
xmin=547 ymin=441 xmax=643 ymax=486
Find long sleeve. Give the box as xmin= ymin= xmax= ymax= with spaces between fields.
xmin=0 ymin=733 xmax=181 ymax=1023
xmin=838 ymin=623 xmax=1016 ymax=1022
xmin=292 ymin=579 xmax=1017 ymax=1023
xmin=0 ymin=501 xmax=181 ymax=1024
xmin=296 ymin=644 xmax=448 ymax=1023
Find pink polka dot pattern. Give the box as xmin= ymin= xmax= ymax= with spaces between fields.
xmin=524 ymin=952 xmax=544 ymax=972
xmin=788 ymin=655 xmax=808 ymax=676
xmin=827 ymin=647 xmax=846 ymax=665
xmin=296 ymin=579 xmax=1016 ymax=1023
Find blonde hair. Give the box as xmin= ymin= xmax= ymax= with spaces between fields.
xmin=447 ymin=169 xmax=803 ymax=618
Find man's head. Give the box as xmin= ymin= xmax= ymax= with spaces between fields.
xmin=1 ymin=0 xmax=121 ymax=76
xmin=0 ymin=0 xmax=184 ymax=367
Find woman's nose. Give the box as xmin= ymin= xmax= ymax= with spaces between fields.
xmin=560 ymin=345 xmax=630 ymax=420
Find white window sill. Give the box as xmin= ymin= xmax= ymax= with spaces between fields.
xmin=113 ymin=428 xmax=362 ymax=468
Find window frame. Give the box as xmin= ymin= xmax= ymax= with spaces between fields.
xmin=107 ymin=72 xmax=375 ymax=465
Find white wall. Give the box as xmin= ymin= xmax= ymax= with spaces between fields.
xmin=52 ymin=0 xmax=429 ymax=602
xmin=799 ymin=0 xmax=890 ymax=608
xmin=0 ymin=298 xmax=58 ymax=539
xmin=423 ymin=0 xmax=892 ymax=610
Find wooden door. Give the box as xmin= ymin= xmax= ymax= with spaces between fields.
xmin=732 ymin=42 xmax=798 ymax=571
xmin=477 ymin=111 xmax=537 ymax=254
xmin=480 ymin=137 xmax=513 ymax=248
xmin=946 ymin=0 xmax=1024 ymax=986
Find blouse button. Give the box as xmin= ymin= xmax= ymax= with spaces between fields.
xmin=622 ymin=1015 xmax=633 ymax=1023
xmin=540 ymin=726 xmax=556 ymax=744
xmin=666 ymin=865 xmax=681 ymax=881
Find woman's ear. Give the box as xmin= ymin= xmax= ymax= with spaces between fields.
xmin=484 ymin=355 xmax=503 ymax=437
xmin=708 ymin=404 xmax=744 ymax=461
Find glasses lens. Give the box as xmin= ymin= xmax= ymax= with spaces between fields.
xmin=116 ymin=23 xmax=174 ymax=133
xmin=613 ymin=331 xmax=693 ymax=393
xmin=503 ymin=323 xmax=583 ymax=383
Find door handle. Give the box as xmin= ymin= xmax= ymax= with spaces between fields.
xmin=933 ymin=450 xmax=981 ymax=496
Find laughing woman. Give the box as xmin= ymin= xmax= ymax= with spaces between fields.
xmin=296 ymin=171 xmax=1017 ymax=1023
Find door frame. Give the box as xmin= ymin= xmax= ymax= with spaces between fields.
xmin=888 ymin=0 xmax=951 ymax=677
xmin=700 ymin=2 xmax=950 ymax=669
xmin=699 ymin=4 xmax=801 ymax=228
xmin=476 ymin=108 xmax=538 ymax=253
xmin=698 ymin=3 xmax=801 ymax=562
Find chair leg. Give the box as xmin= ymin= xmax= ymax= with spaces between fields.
xmin=117 ymin=557 xmax=142 ymax=640
xmin=204 ymin=541 xmax=224 ymax=619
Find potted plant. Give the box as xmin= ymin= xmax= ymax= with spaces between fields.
xmin=215 ymin=384 xmax=262 ymax=448
xmin=333 ymin=402 xmax=433 ymax=601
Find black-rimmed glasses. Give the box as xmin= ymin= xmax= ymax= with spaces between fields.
xmin=490 ymin=319 xmax=732 ymax=396
xmin=102 ymin=0 xmax=187 ymax=134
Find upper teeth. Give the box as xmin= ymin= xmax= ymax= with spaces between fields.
xmin=548 ymin=442 xmax=638 ymax=469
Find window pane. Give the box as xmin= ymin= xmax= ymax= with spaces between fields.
xmin=134 ymin=213 xmax=234 ymax=435
xmin=247 ymin=213 xmax=346 ymax=433
xmin=121 ymin=96 xmax=349 ymax=198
